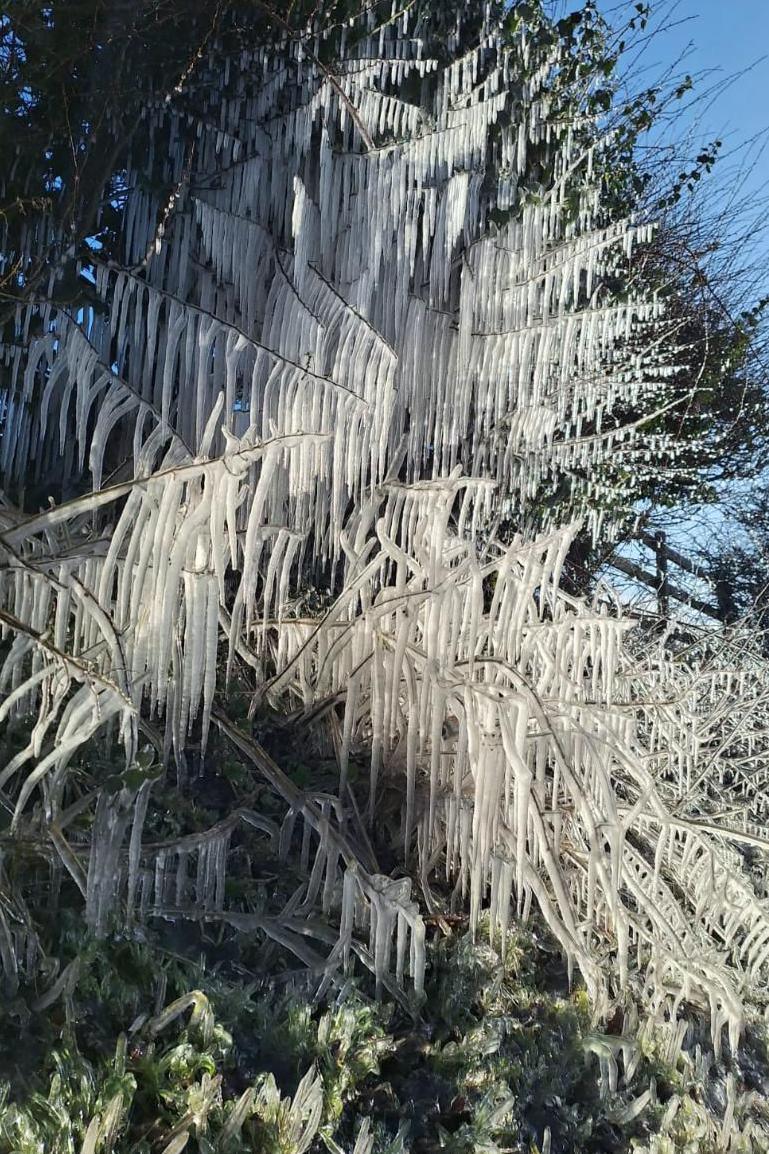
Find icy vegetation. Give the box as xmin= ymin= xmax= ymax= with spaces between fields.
xmin=5 ymin=921 xmax=769 ymax=1154
xmin=2 ymin=2 xmax=769 ymax=1146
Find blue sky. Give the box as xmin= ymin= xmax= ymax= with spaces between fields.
xmin=588 ymin=4 xmax=769 ymax=560
xmin=602 ymin=1 xmax=769 ymax=191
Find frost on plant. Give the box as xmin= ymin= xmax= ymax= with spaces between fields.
xmin=0 ymin=0 xmax=768 ymax=1085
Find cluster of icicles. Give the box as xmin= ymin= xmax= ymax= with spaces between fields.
xmin=1 ymin=0 xmax=768 ymax=1061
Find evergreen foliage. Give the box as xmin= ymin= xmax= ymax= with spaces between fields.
xmin=4 ymin=914 xmax=769 ymax=1153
